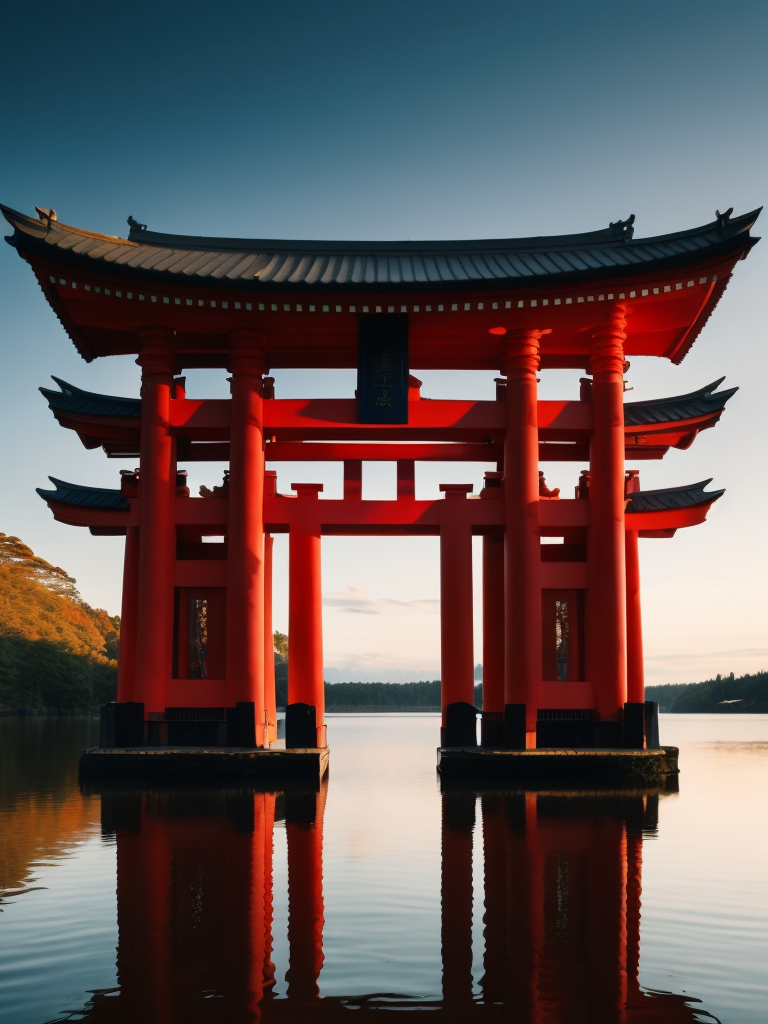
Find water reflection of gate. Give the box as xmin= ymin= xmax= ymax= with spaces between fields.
xmin=82 ymin=784 xmax=707 ymax=1023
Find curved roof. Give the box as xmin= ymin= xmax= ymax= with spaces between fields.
xmin=626 ymin=479 xmax=724 ymax=514
xmin=36 ymin=477 xmax=129 ymax=511
xmin=40 ymin=377 xmax=141 ymax=419
xmin=2 ymin=204 xmax=760 ymax=291
xmin=624 ymin=378 xmax=737 ymax=428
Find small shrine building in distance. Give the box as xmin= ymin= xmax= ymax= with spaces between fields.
xmin=2 ymin=202 xmax=759 ymax=781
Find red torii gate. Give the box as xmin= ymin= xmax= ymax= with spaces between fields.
xmin=3 ymin=201 xmax=758 ymax=757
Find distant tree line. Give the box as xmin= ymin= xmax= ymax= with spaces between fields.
xmin=646 ymin=672 xmax=768 ymax=713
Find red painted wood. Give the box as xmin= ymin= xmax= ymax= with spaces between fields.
xmin=226 ymin=332 xmax=267 ymax=731
xmin=503 ymin=330 xmax=543 ymax=744
xmin=135 ymin=330 xmax=177 ymax=714
xmin=288 ymin=486 xmax=326 ymax=746
xmin=625 ymin=529 xmax=645 ymax=704
xmin=482 ymin=533 xmax=505 ymax=716
xmin=264 ymin=534 xmax=277 ymax=744
xmin=589 ymin=313 xmax=629 ymax=720
xmin=440 ymin=510 xmax=475 ymax=723
xmin=116 ymin=525 xmax=139 ymax=702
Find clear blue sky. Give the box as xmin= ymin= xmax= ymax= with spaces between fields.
xmin=1 ymin=0 xmax=766 ymax=683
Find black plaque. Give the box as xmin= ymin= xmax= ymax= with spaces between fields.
xmin=357 ymin=314 xmax=409 ymax=423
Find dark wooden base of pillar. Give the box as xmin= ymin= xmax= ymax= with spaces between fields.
xmin=437 ymin=745 xmax=679 ymax=783
xmin=80 ymin=745 xmax=329 ymax=784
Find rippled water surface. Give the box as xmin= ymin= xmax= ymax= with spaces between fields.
xmin=0 ymin=714 xmax=766 ymax=1023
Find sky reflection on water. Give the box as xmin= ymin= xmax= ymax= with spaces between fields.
xmin=0 ymin=715 xmax=766 ymax=1023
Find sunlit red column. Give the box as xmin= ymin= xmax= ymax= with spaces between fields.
xmin=135 ymin=329 xmax=177 ymax=715
xmin=226 ymin=330 xmax=266 ymax=736
xmin=286 ymin=782 xmax=327 ymax=1001
xmin=504 ymin=330 xmax=544 ymax=747
xmin=117 ymin=525 xmax=140 ymax=702
xmin=288 ymin=485 xmax=326 ymax=747
xmin=625 ymin=529 xmax=644 ymax=704
xmin=589 ymin=312 xmax=629 ymax=722
xmin=263 ymin=532 xmax=277 ymax=744
xmin=439 ymin=485 xmax=475 ymax=741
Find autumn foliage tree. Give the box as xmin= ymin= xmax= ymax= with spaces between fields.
xmin=0 ymin=534 xmax=119 ymax=712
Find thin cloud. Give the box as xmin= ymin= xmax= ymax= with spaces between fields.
xmin=323 ymin=585 xmax=439 ymax=616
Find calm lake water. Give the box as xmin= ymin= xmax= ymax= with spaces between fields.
xmin=0 ymin=714 xmax=766 ymax=1023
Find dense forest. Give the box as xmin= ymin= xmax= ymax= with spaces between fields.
xmin=0 ymin=535 xmax=119 ymax=713
xmin=646 ymin=672 xmax=768 ymax=713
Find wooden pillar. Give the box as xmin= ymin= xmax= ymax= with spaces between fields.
xmin=117 ymin=525 xmax=140 ymax=703
xmin=439 ymin=484 xmax=476 ymax=747
xmin=589 ymin=312 xmax=628 ymax=726
xmin=226 ymin=331 xmax=266 ymax=737
xmin=441 ymin=791 xmax=475 ymax=1008
xmin=482 ymin=532 xmax=505 ymax=746
xmin=135 ymin=330 xmax=176 ymax=715
xmin=503 ymin=330 xmax=543 ymax=748
xmin=625 ymin=529 xmax=644 ymax=704
xmin=288 ymin=485 xmax=326 ymax=747
xmin=264 ymin=533 xmax=277 ymax=744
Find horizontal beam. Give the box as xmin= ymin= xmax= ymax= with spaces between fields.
xmin=263 ymin=442 xmax=502 ymax=462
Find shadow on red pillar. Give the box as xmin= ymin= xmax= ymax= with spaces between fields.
xmin=286 ymin=780 xmax=327 ymax=1002
xmin=481 ymin=532 xmax=505 ymax=746
xmin=264 ymin=531 xmax=277 ymax=744
xmin=117 ymin=525 xmax=140 ymax=703
xmin=625 ymin=529 xmax=645 ymax=705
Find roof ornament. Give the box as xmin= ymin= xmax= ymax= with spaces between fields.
xmin=609 ymin=214 xmax=635 ymax=240
xmin=715 ymin=208 xmax=733 ymax=229
xmin=127 ymin=215 xmax=147 ymax=235
xmin=34 ymin=206 xmax=57 ymax=229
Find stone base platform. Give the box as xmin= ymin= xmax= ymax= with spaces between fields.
xmin=80 ymin=746 xmax=329 ymax=784
xmin=437 ymin=746 xmax=679 ymax=783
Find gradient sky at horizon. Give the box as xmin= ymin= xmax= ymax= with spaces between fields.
xmin=1 ymin=0 xmax=767 ymax=684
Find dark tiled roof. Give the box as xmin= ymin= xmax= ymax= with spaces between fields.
xmin=36 ymin=477 xmax=129 ymax=511
xmin=2 ymin=204 xmax=760 ymax=291
xmin=40 ymin=377 xmax=141 ymax=418
xmin=626 ymin=479 xmax=724 ymax=514
xmin=624 ymin=378 xmax=737 ymax=427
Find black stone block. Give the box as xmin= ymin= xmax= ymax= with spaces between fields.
xmin=503 ymin=703 xmax=526 ymax=750
xmin=285 ymin=702 xmax=317 ymax=748
xmin=623 ymin=702 xmax=645 ymax=749
xmin=444 ymin=702 xmax=478 ymax=747
xmin=226 ymin=701 xmax=256 ymax=747
xmin=644 ymin=701 xmax=660 ymax=749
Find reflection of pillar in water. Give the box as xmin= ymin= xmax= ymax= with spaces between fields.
xmin=504 ymin=793 xmax=543 ymax=1022
xmin=440 ymin=790 xmax=475 ymax=1007
xmin=480 ymin=795 xmax=506 ymax=1003
xmin=104 ymin=788 xmax=277 ymax=1023
xmin=286 ymin=782 xmax=327 ymax=1001
xmin=585 ymin=808 xmax=628 ymax=1018
xmin=249 ymin=791 xmax=277 ymax=1015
